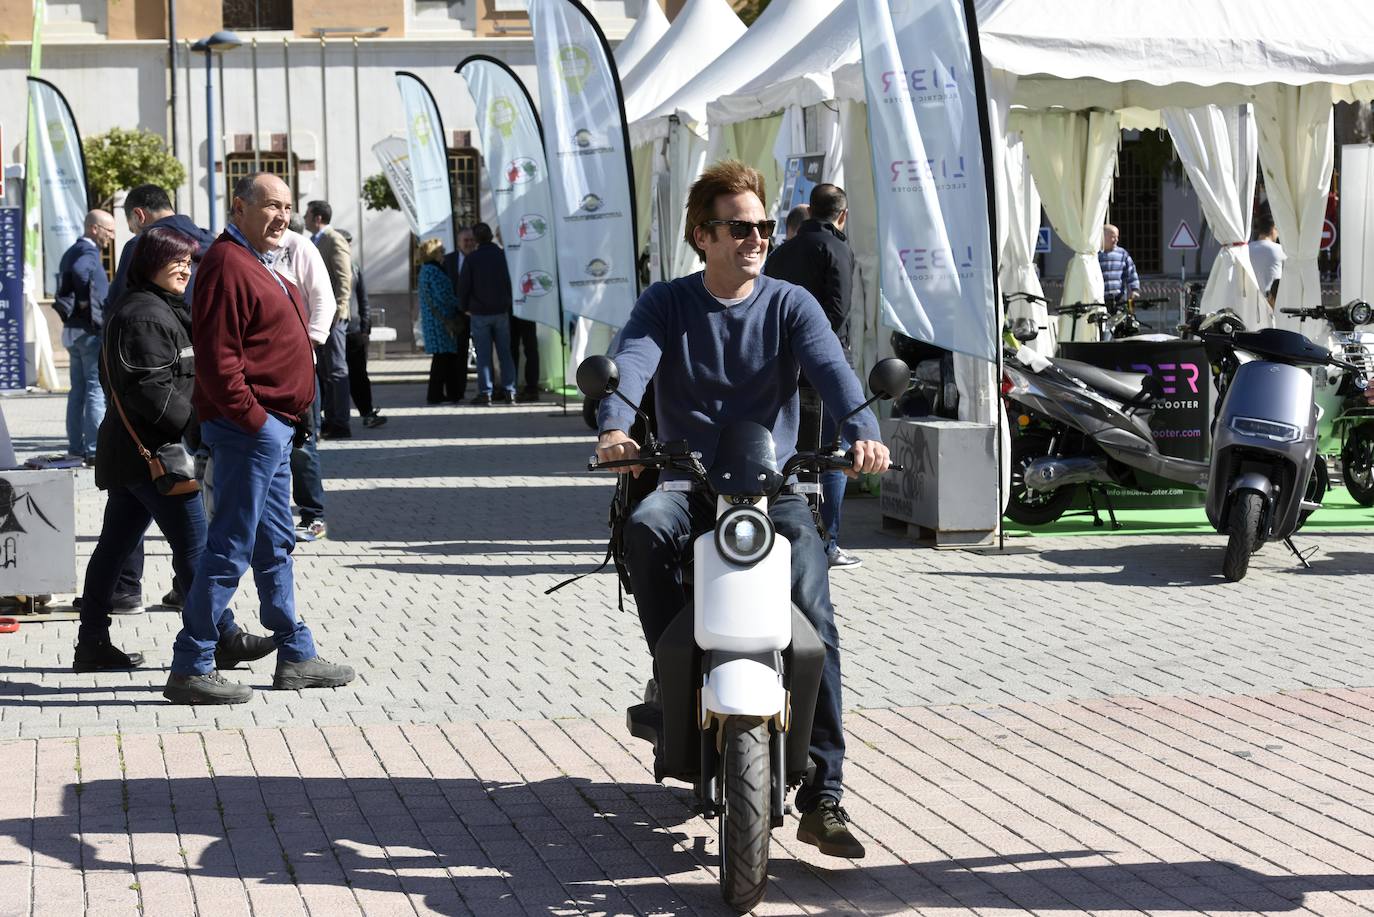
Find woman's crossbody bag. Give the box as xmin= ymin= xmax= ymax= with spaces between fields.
xmin=101 ymin=337 xmax=200 ymax=496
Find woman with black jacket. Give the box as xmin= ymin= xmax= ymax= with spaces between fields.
xmin=73 ymin=226 xmax=274 ymax=676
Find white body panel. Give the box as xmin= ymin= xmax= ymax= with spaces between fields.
xmin=700 ymin=657 xmax=786 ymax=718
xmin=692 ymin=531 xmax=792 ymax=653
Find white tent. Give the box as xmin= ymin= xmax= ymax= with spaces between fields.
xmin=614 ymin=0 xmax=669 ymax=78
xmin=628 ymin=0 xmax=843 ymax=282
xmin=632 ymin=0 xmax=842 ymax=147
xmin=620 ymin=0 xmax=746 ymax=122
xmin=705 ymin=0 xmax=860 ymax=132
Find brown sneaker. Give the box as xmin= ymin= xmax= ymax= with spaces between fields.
xmin=796 ymin=799 xmax=866 ymax=858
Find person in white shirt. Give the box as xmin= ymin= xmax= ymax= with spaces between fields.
xmin=1249 ymin=214 xmax=1285 ymax=308
xmin=274 ymin=216 xmax=336 ymax=541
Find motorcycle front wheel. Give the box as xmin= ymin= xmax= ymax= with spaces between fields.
xmin=1006 ymin=431 xmax=1076 ymax=526
xmin=1223 ymin=491 xmax=1264 ymax=582
xmin=718 ymin=716 xmax=771 ymax=914
xmin=1342 ymin=424 xmax=1374 ymax=506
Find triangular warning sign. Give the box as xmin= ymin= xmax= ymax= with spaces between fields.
xmin=1168 ymin=220 xmax=1199 ymax=250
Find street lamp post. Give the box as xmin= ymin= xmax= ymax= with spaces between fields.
xmin=191 ymin=30 xmax=243 ymax=234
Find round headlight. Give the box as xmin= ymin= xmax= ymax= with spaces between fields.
xmin=1350 ymin=301 xmax=1373 ymax=326
xmin=714 ymin=506 xmax=775 ymax=566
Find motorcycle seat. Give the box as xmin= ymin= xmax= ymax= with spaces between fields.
xmin=1054 ymin=358 xmax=1163 ymax=404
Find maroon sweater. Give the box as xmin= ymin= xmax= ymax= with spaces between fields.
xmin=192 ymin=232 xmax=315 ymax=432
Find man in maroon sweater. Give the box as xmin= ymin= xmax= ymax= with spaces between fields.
xmin=164 ymin=172 xmax=355 ymax=705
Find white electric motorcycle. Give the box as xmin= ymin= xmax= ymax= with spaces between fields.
xmin=572 ymin=355 xmax=908 ymax=913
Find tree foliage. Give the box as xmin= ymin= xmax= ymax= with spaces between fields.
xmin=734 ymin=0 xmax=771 ymax=25
xmin=83 ymin=127 xmax=185 ymax=209
xmin=362 ymin=173 xmax=400 ymax=212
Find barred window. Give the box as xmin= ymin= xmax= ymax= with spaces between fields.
xmin=1109 ymin=134 xmax=1164 ymax=275
xmin=224 ymin=152 xmax=300 ymax=210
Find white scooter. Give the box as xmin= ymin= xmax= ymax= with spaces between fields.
xmin=573 ymin=355 xmax=909 ymax=914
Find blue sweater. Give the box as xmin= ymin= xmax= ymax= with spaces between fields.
xmin=598 ymin=273 xmax=880 ymax=475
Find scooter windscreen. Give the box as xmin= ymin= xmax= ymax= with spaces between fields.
xmin=708 ymin=421 xmax=785 ymax=496
xmin=1228 ymin=327 xmax=1336 ymax=366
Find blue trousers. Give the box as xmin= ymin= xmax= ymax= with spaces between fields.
xmin=78 ymin=481 xmax=216 ymax=646
xmin=470 ymin=312 xmax=516 ymax=396
xmin=290 ymin=384 xmax=325 ymax=524
xmin=172 ymin=415 xmax=316 ymax=674
xmin=819 ymin=412 xmax=850 ymax=553
xmin=623 ymin=490 xmax=846 ymax=811
xmin=65 ymin=331 xmax=105 ymax=458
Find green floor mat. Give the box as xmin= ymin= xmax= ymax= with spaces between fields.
xmin=1005 ymin=486 xmax=1374 ymax=536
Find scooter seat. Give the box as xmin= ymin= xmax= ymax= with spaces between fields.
xmin=1054 ymin=358 xmax=1162 ymax=404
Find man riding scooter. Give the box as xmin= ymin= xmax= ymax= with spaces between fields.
xmin=595 ymin=161 xmax=890 ymax=859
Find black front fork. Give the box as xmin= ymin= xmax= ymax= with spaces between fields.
xmin=696 ymin=720 xmax=787 ymax=828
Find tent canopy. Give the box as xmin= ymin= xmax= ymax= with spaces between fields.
xmin=633 ymin=0 xmax=842 ymax=145
xmin=979 ymin=0 xmax=1374 ymax=94
xmin=614 ymin=0 xmax=669 ymax=78
xmin=705 ymin=0 xmax=860 ymax=129
xmin=620 ymin=0 xmax=746 ymax=122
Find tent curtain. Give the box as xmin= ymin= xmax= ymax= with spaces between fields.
xmin=839 ymin=99 xmax=883 ymax=386
xmin=668 ymin=123 xmax=710 ymax=279
xmin=1017 ymin=108 xmax=1121 ymax=342
xmin=1001 ymin=133 xmax=1052 ymax=355
xmin=1254 ymin=84 xmax=1336 ymax=333
xmin=1162 ymin=104 xmax=1262 ymax=325
xmin=815 ymin=102 xmax=845 ymax=188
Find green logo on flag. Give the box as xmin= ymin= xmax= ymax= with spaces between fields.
xmin=557 ymin=44 xmax=593 ymax=93
xmin=489 ymin=98 xmax=518 ymax=139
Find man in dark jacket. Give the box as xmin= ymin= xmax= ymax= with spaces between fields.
xmin=166 ymin=172 xmax=355 ymax=706
xmin=764 ymin=183 xmax=861 ymax=569
xmin=110 ymin=184 xmax=215 ymax=307
xmin=337 ymin=229 xmax=385 ymax=428
xmin=440 ymin=227 xmax=478 ymax=399
xmin=56 ymin=209 xmax=115 ymax=463
xmin=457 ymin=223 xmax=517 ymax=405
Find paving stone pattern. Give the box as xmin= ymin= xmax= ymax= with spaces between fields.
xmin=0 ymin=380 xmax=1371 ymax=915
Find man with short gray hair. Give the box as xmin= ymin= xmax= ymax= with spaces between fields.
xmin=166 ymin=172 xmax=355 ymax=706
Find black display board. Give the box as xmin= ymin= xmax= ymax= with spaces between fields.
xmin=1058 ymin=339 xmax=1213 ymax=508
xmin=0 ymin=208 xmax=24 ymax=391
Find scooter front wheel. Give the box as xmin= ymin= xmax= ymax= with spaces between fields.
xmin=718 ymin=716 xmax=771 ymax=914
xmin=1223 ymin=492 xmax=1264 ymax=582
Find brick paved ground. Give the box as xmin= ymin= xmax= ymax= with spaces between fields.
xmin=1 ymin=378 xmax=1373 ymax=916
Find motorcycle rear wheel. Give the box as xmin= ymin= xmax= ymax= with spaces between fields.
xmin=1223 ymin=492 xmax=1264 ymax=582
xmin=1006 ymin=431 xmax=1076 ymax=526
xmin=718 ymin=716 xmax=771 ymax=914
xmin=1342 ymin=424 xmax=1374 ymax=507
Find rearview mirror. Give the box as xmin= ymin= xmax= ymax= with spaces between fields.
xmin=868 ymin=358 xmax=911 ymax=400
xmin=576 ymin=355 xmax=619 ymax=398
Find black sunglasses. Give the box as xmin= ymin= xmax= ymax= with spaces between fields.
xmin=700 ymin=219 xmax=776 ymax=240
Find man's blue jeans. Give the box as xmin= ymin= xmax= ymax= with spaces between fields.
xmin=622 ymin=490 xmax=846 ymax=812
xmin=470 ymin=312 xmax=516 ymax=397
xmin=173 ymin=415 xmax=316 ymax=674
xmin=65 ymin=331 xmax=105 ymax=458
xmin=78 ymin=481 xmax=216 ymax=646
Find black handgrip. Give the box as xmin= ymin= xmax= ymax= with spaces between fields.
xmin=887 ymin=462 xmax=905 ymax=472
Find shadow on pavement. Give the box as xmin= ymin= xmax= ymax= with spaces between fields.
xmin=926 ymin=541 xmax=1230 ymax=587
xmin=1 ymin=774 xmax=1371 ymax=915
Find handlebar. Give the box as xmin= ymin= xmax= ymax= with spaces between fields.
xmin=588 ymin=450 xmax=903 ymax=476
xmin=1280 ymin=306 xmax=1326 ymax=319
xmin=1003 ymin=291 xmax=1049 ymax=305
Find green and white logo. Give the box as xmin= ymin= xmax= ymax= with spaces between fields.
xmin=557 ymin=44 xmax=594 ymax=93
xmin=488 ymin=98 xmax=519 ymax=139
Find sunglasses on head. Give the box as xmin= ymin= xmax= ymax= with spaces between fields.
xmin=700 ymin=219 xmax=776 ymax=240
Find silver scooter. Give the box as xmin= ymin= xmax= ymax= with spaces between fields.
xmin=1204 ymin=327 xmax=1366 ymax=581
